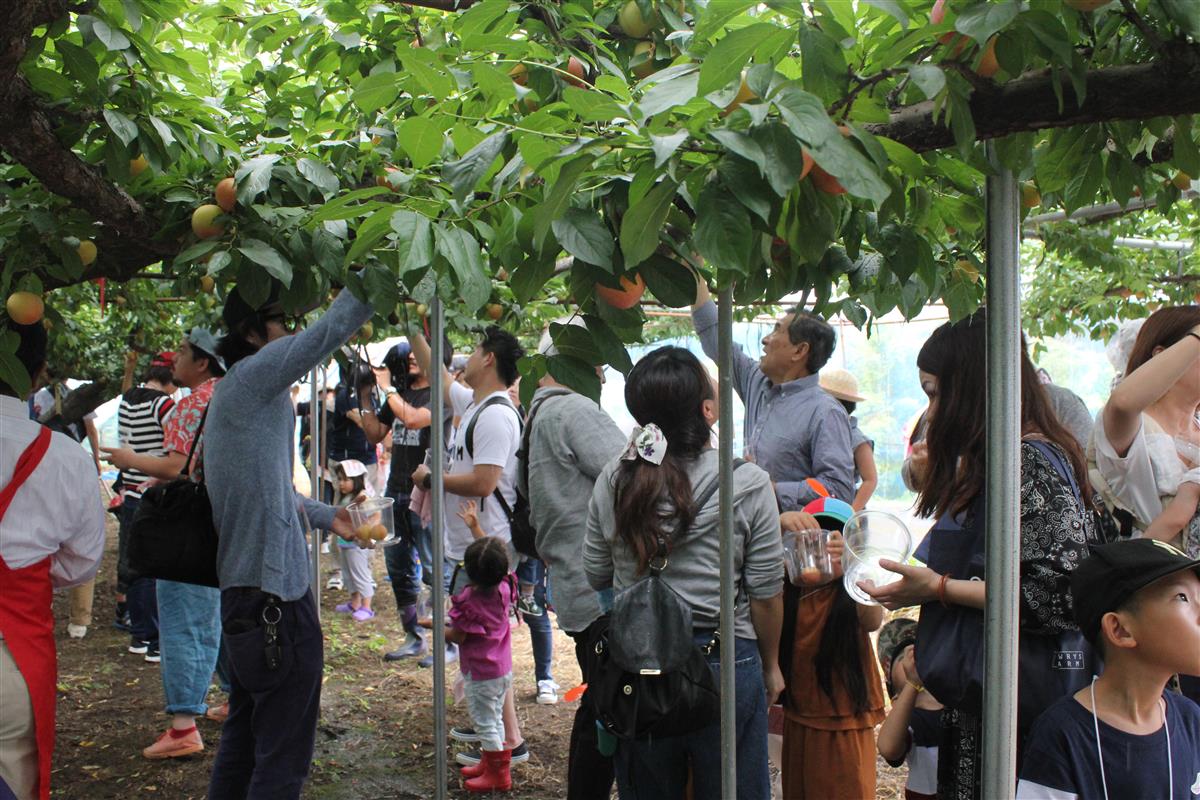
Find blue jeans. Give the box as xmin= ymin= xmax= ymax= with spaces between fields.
xmin=120 ymin=497 xmax=158 ymax=645
xmin=517 ymin=558 xmax=553 ymax=683
xmin=614 ymin=635 xmax=769 ymax=800
xmin=383 ymin=496 xmax=424 ymax=608
xmin=157 ymin=580 xmax=222 ymax=716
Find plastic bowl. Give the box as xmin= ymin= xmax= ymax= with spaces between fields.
xmin=346 ymin=496 xmax=397 ymax=548
xmin=783 ymin=528 xmax=836 ymax=586
xmin=841 ymin=510 xmax=914 ymax=606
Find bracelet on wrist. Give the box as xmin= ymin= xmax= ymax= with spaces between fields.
xmin=421 ymin=472 xmax=433 ymax=490
xmin=907 ymin=678 xmax=924 ymax=693
xmin=1187 ymin=331 xmax=1200 ymax=345
xmin=937 ymin=572 xmax=952 ymax=607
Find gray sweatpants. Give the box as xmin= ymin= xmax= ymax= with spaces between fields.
xmin=464 ymin=672 xmax=512 ymax=752
xmin=337 ymin=546 xmax=375 ymax=598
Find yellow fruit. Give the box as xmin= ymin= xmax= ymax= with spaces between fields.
xmin=191 ymin=204 xmax=225 ymax=239
xmin=415 ymin=303 xmax=428 ymax=317
xmin=509 ymin=63 xmax=528 ymax=86
xmin=485 ymin=303 xmax=503 ymax=321
xmin=930 ymin=0 xmax=947 ymax=24
xmin=631 ymin=41 xmax=657 ymax=80
xmin=115 ymin=295 xmax=127 ymax=307
xmin=1021 ymin=182 xmax=1041 ymax=209
xmin=618 ymin=1 xmax=655 ymax=38
xmin=799 ymin=149 xmax=814 ymax=181
xmin=565 ymin=56 xmax=588 ymax=87
xmin=77 ymin=240 xmax=97 ymax=266
xmin=215 ymin=177 xmax=237 ymax=213
xmin=955 ymin=259 xmax=980 ymax=284
xmin=811 ymin=164 xmax=846 ymax=195
xmin=5 ymin=291 xmax=44 ymax=325
xmin=1171 ymin=172 xmax=1192 ymax=191
xmin=595 ymin=273 xmax=646 ymax=310
xmin=200 ymin=275 xmax=215 ymax=294
xmin=370 ymin=524 xmax=388 ymax=541
xmin=358 ymin=322 xmax=374 ymax=342
xmin=129 ymin=155 xmax=149 ymax=176
xmin=975 ymin=38 xmax=999 ymax=79
xmin=355 ymin=524 xmax=374 ymax=540
xmin=723 ymin=77 xmax=757 ymax=115
xmin=376 ymin=168 xmax=399 ymax=192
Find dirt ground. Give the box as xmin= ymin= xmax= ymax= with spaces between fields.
xmin=50 ymin=516 xmax=908 ymax=799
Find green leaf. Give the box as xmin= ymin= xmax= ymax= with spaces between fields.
xmin=638 ymin=70 xmax=699 ymax=118
xmin=1161 ymin=0 xmax=1200 ymax=38
xmin=472 ymin=63 xmax=518 ymax=104
xmin=400 ymin=48 xmax=454 ymax=101
xmin=955 ymin=0 xmax=1020 ymax=44
xmin=361 ymin=264 xmax=400 ymax=316
xmin=510 ymin=253 xmax=557 ymax=305
xmin=694 ymin=184 xmax=754 ymax=274
xmin=640 ymin=254 xmax=699 ymax=307
xmin=799 ymin=26 xmax=848 ymax=104
xmin=694 ymin=0 xmax=757 ymax=41
xmin=174 ymin=239 xmax=220 ymax=264
xmin=907 ymin=64 xmax=945 ymax=101
xmin=619 ymin=178 xmax=678 ymax=268
xmin=533 ymin=153 xmax=597 ymax=246
xmin=563 ymin=87 xmax=627 ymax=123
xmin=751 ymin=123 xmax=814 ymax=196
xmin=308 ymin=187 xmax=391 ymax=224
xmin=552 ymin=208 xmax=615 ymax=270
xmin=1171 ymin=118 xmax=1200 ymax=177
xmin=103 ymin=109 xmax=138 ymax=146
xmin=710 ymin=129 xmax=766 ymax=173
xmin=206 ymin=250 xmax=233 ymax=277
xmin=352 ymin=73 xmax=399 ymax=113
xmin=297 ymin=158 xmax=339 ymax=197
xmin=697 ymin=24 xmax=778 ymax=96
xmin=862 ymin=0 xmax=908 ymax=28
xmin=878 ymin=138 xmax=925 ymax=178
xmin=235 ymin=154 xmax=280 ymax=204
xmin=237 ymin=239 xmax=294 ymax=285
xmin=345 ymin=207 xmax=395 ymax=265
xmin=546 ymin=353 xmax=601 ymax=402
xmin=57 ymin=40 xmax=99 ymax=87
xmin=582 ymin=315 xmax=634 ymax=375
xmin=391 ymin=210 xmax=433 ymax=275
xmin=650 ymin=130 xmax=688 ymax=168
xmin=91 ymin=18 xmax=131 ymax=50
xmin=716 ymin=156 xmax=774 ymax=224
xmin=24 ymin=67 xmax=74 ymax=100
xmin=0 ymin=339 xmax=31 ymax=399
xmin=443 ymin=131 xmax=508 ymax=202
xmin=435 ymin=226 xmax=490 ymax=311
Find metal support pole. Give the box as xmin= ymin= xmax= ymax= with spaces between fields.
xmin=982 ymin=142 xmax=1021 ymax=799
xmin=717 ymin=286 xmax=736 ymax=800
xmin=308 ymin=367 xmax=321 ymax=618
xmin=429 ymin=297 xmax=448 ymax=800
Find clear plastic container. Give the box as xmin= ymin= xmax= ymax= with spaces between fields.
xmin=346 ymin=496 xmax=397 ymax=548
xmin=783 ymin=529 xmax=836 ymax=586
xmin=841 ymin=510 xmax=914 ymax=606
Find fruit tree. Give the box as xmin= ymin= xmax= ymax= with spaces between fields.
xmin=1 ymin=0 xmax=1199 ymax=402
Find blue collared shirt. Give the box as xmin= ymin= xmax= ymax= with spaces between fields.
xmin=693 ymin=301 xmax=856 ymax=511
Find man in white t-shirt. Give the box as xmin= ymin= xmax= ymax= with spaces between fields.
xmin=411 ymin=324 xmax=535 ymax=765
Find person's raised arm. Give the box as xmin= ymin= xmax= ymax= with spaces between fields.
xmin=237 ymin=290 xmax=374 ymax=399
xmin=691 ymin=271 xmax=755 ymax=400
xmin=408 ymin=329 xmax=454 ymax=409
xmin=851 ymin=443 xmax=878 ymax=512
xmin=1103 ymin=324 xmax=1200 ymax=456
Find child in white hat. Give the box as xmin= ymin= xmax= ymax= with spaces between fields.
xmin=819 ymin=368 xmax=877 ymax=512
xmin=332 ymin=459 xmax=376 ymax=621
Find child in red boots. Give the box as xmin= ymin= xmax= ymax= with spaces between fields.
xmin=436 ymin=536 xmax=517 ymax=792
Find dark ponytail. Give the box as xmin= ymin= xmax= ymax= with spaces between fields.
xmin=612 ymin=346 xmax=714 ymax=574
xmin=814 ymin=585 xmax=871 ymax=714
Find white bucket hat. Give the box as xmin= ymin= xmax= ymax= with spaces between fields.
xmin=336 ymin=459 xmax=368 ymax=478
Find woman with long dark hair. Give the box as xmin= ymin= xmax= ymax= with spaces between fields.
xmin=584 ymin=346 xmax=784 ymax=800
xmin=860 ymin=310 xmax=1098 ymax=800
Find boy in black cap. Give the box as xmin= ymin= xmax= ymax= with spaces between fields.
xmin=1017 ymin=539 xmax=1200 ymax=799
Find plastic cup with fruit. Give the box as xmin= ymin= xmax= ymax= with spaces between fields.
xmin=347 ymin=496 xmax=397 ymax=548
xmin=783 ymin=528 xmax=837 ymax=586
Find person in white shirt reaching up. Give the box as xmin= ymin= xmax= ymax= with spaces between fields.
xmin=410 ymin=324 xmax=534 ymax=769
xmin=0 ymin=318 xmax=105 ymax=800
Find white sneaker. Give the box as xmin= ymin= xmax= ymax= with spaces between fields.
xmin=326 ymin=573 xmax=343 ymax=590
xmin=536 ymin=679 xmax=559 ymax=705
xmin=321 ymin=540 xmax=331 ymax=554
xmin=67 ymin=624 xmax=87 ymax=639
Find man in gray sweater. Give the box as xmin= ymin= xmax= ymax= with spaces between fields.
xmin=520 ymin=322 xmax=625 ymax=799
xmin=205 ymin=286 xmax=372 ymax=798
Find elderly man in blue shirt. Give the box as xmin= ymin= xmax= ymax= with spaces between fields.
xmin=691 ymin=275 xmax=856 ymax=511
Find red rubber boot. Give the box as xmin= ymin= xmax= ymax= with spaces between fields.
xmin=460 ymin=754 xmax=487 ymax=779
xmin=464 ymin=749 xmax=512 ymax=793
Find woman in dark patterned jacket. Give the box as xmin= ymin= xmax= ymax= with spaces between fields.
xmin=860 ymin=310 xmax=1099 ymax=800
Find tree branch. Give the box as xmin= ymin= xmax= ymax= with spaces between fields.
xmin=390 ymin=0 xmax=480 ymax=10
xmin=864 ymin=48 xmax=1200 ymax=153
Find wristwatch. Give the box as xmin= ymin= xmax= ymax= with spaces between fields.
xmin=383 ymin=386 xmax=399 ymax=399
xmin=421 ymin=471 xmax=433 ymax=490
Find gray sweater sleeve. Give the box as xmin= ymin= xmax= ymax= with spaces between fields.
xmin=739 ymin=465 xmax=785 ymax=600
xmin=236 ymin=290 xmax=374 ymax=401
xmin=584 ymin=462 xmax=618 ymax=591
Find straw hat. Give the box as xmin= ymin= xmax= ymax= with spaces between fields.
xmin=819 ymin=368 xmax=865 ymax=403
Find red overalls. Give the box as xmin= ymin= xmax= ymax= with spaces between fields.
xmin=0 ymin=426 xmax=56 ymax=800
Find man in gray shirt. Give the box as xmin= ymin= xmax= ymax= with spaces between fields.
xmin=691 ymin=278 xmax=855 ymax=510
xmin=520 ymin=323 xmax=625 ymax=800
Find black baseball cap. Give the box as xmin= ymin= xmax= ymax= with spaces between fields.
xmin=1071 ymin=539 xmax=1200 ymax=645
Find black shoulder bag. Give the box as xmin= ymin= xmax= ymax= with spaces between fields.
xmin=586 ymin=462 xmax=746 ymax=740
xmin=464 ymin=395 xmax=532 ymax=552
xmin=127 ymin=407 xmax=219 ymax=587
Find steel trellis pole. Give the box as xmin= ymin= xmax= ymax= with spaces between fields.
xmin=982 ymin=142 xmax=1021 ymax=799
xmin=717 ymin=285 xmax=737 ymax=800
xmin=309 ymin=367 xmax=321 ymax=619
xmin=429 ymin=297 xmax=448 ymax=800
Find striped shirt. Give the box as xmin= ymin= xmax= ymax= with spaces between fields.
xmin=117 ymin=386 xmax=174 ymax=498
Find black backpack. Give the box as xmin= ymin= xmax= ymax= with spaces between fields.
xmin=506 ymin=389 xmax=572 ymax=558
xmin=464 ymin=394 xmax=527 ymax=547
xmin=586 ymin=462 xmax=746 ymax=740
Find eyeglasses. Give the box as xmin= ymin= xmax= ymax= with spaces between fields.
xmin=264 ymin=313 xmax=303 ymax=334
